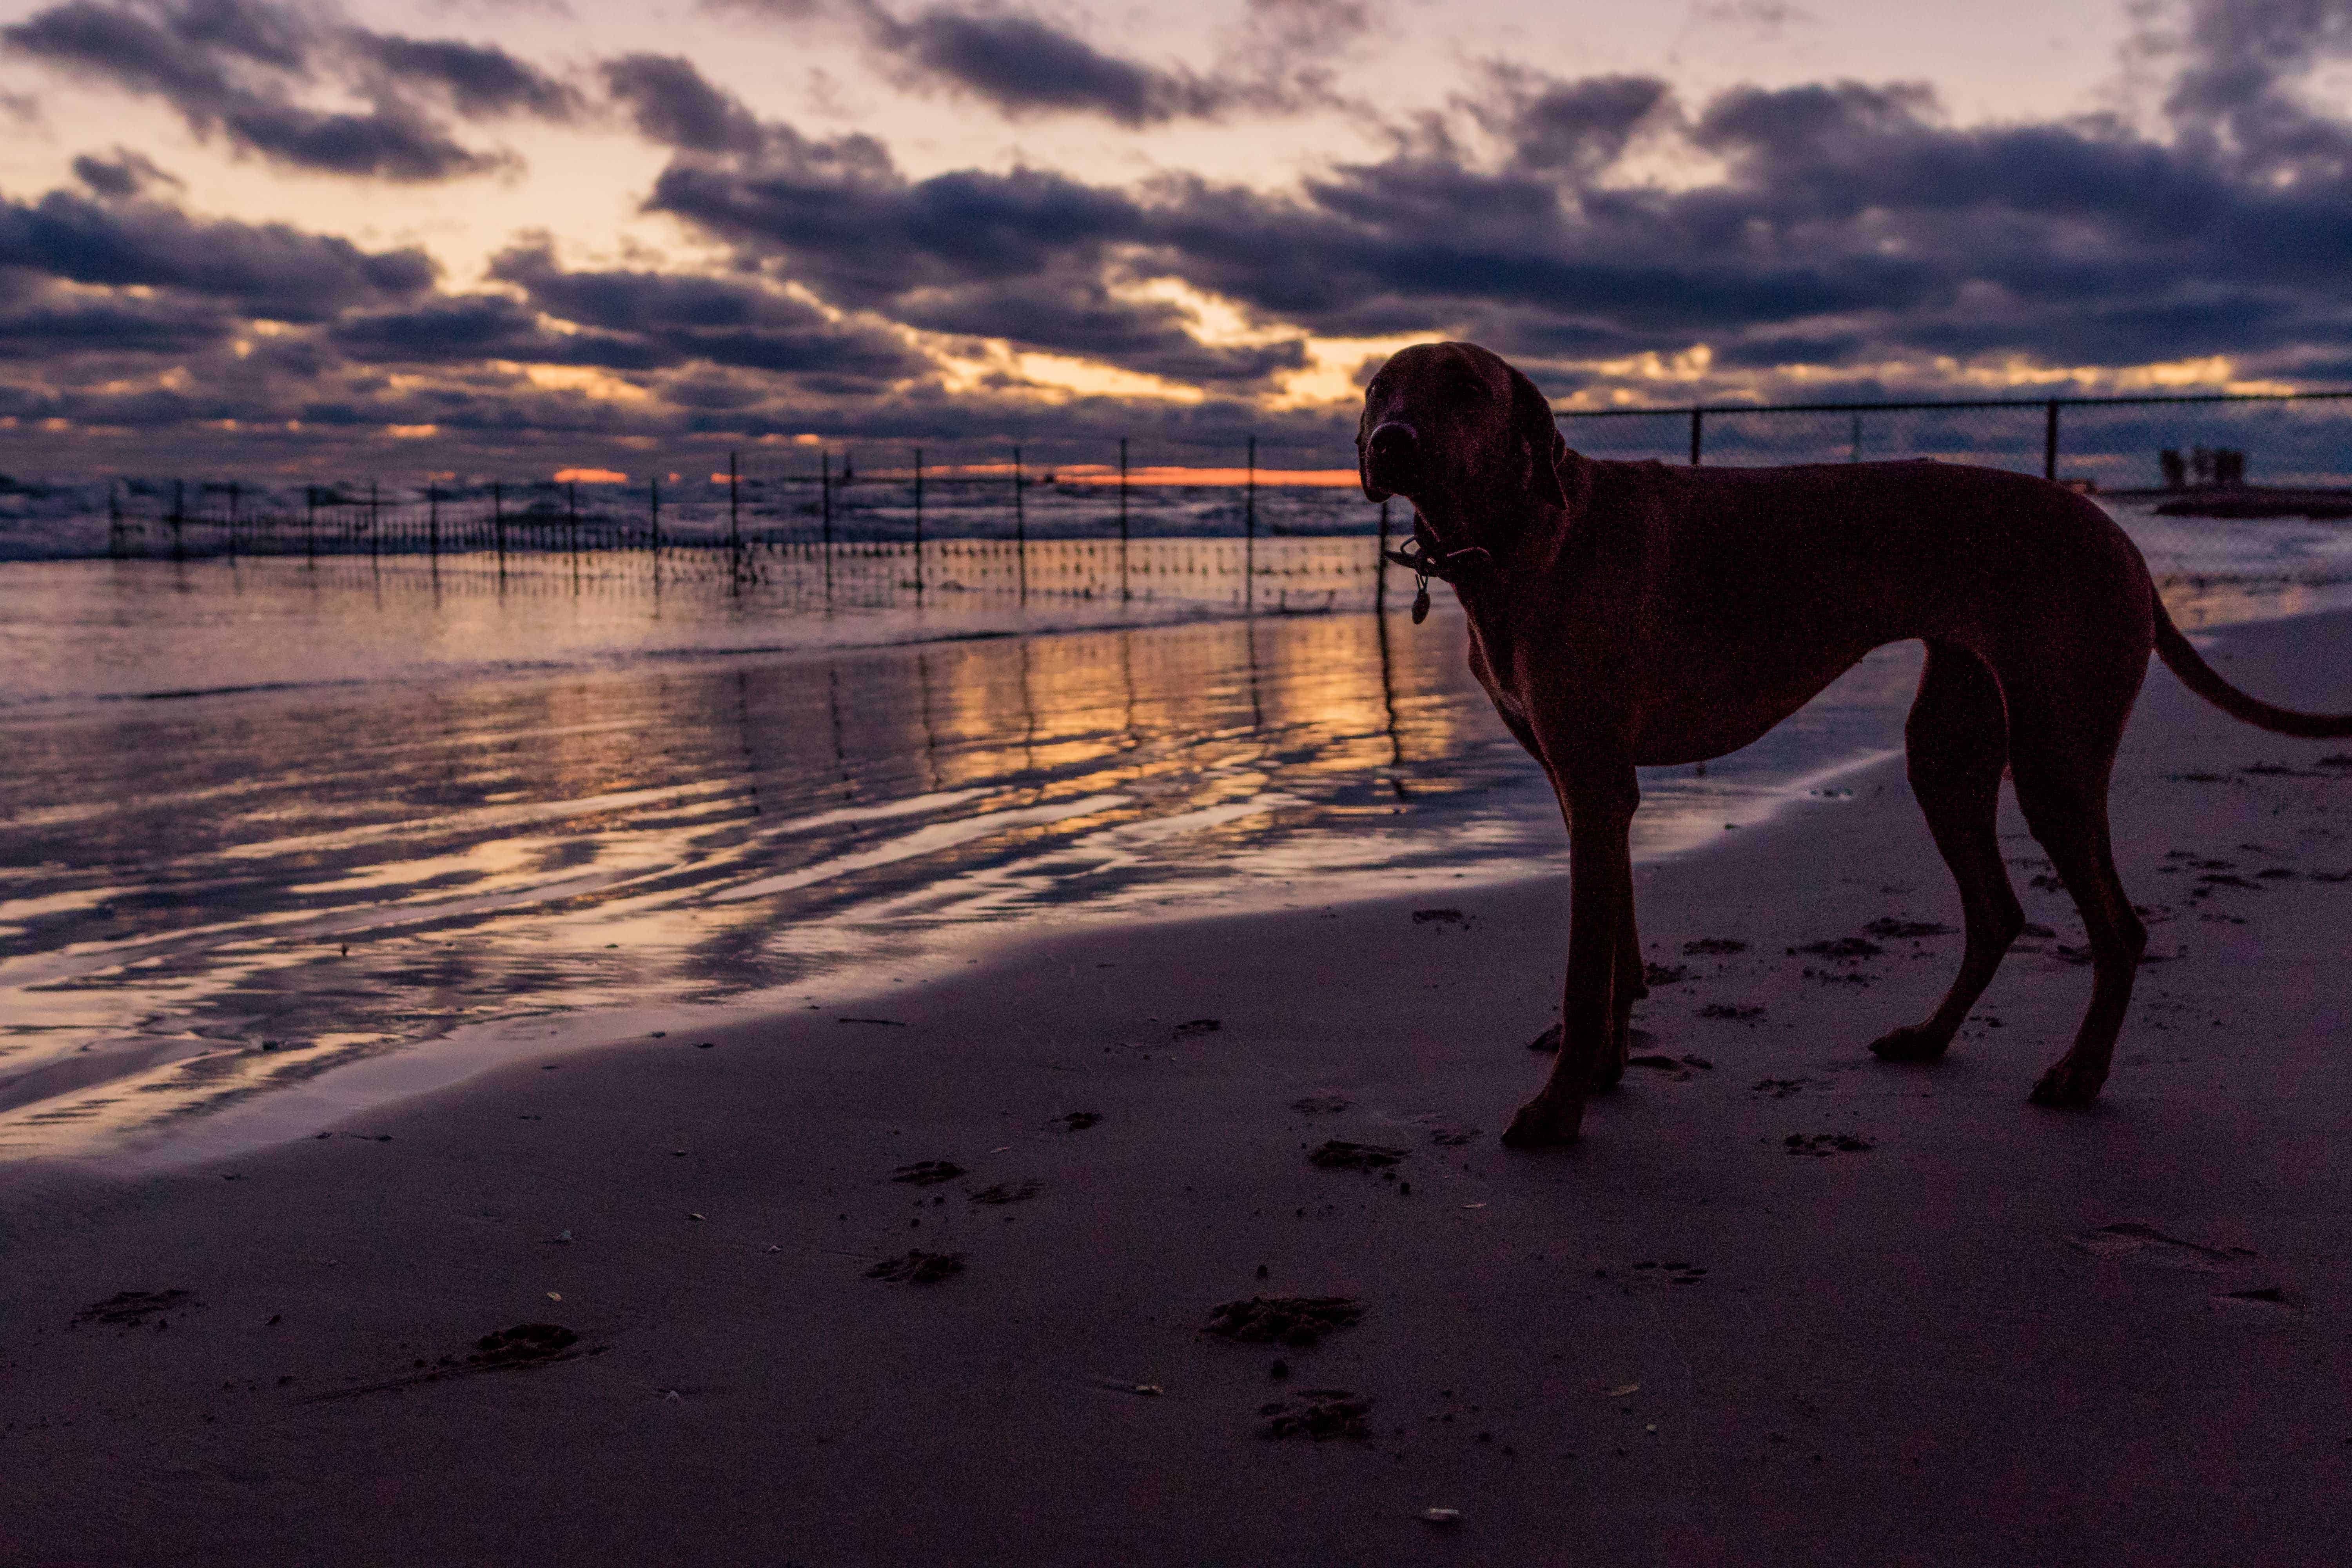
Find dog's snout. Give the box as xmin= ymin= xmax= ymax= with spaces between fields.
xmin=1363 ymin=421 xmax=1419 ymax=499
xmin=1368 ymin=422 xmax=1417 ymax=465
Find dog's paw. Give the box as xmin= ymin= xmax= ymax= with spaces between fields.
xmin=1867 ymin=1024 xmax=1951 ymax=1063
xmin=1499 ymin=1094 xmax=1584 ymax=1149
xmin=2027 ymin=1060 xmax=2107 ymax=1108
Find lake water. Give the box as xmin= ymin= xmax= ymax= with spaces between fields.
xmin=4 ymin=500 xmax=2345 ymax=1163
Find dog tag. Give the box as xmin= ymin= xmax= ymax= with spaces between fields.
xmin=1411 ymin=580 xmax=1431 ymax=624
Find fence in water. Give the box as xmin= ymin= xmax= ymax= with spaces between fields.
xmin=86 ymin=389 xmax=2352 ymax=614
xmin=97 ymin=448 xmax=1403 ymax=615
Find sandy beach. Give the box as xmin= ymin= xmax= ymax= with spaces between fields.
xmin=7 ymin=606 xmax=2352 ymax=1566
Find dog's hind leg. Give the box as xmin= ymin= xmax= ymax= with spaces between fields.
xmin=1871 ymin=642 xmax=2025 ymax=1063
xmin=2007 ymin=684 xmax=2149 ymax=1107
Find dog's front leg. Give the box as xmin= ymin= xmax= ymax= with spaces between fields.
xmin=1503 ymin=761 xmax=1639 ymax=1148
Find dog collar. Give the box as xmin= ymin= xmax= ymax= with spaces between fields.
xmin=1381 ymin=538 xmax=1493 ymax=623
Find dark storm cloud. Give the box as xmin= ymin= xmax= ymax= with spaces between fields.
xmin=648 ymin=125 xmax=1144 ymax=305
xmin=70 ymin=147 xmax=182 ymax=199
xmin=346 ymin=32 xmax=581 ymax=121
xmin=857 ymin=4 xmax=1228 ymax=125
xmin=0 ymin=190 xmax=435 ymax=320
xmin=1479 ymin=70 xmax=1672 ymax=178
xmin=891 ymin=272 xmax=1307 ymax=383
xmin=0 ymin=294 xmax=232 ymax=359
xmin=4 ymin=0 xmax=572 ymax=180
xmin=639 ymin=16 xmax=2352 ymax=396
xmin=327 ymin=296 xmax=674 ymax=370
xmin=488 ymin=243 xmax=925 ymax=380
xmin=600 ymin=54 xmax=764 ymax=152
xmin=847 ymin=0 xmax=1367 ymax=125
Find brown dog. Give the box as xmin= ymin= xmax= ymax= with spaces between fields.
xmin=1358 ymin=341 xmax=2352 ymax=1148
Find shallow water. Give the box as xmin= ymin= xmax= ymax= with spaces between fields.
xmin=3 ymin=498 xmax=2345 ymax=1160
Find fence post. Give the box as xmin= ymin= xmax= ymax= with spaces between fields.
xmin=226 ymin=481 xmax=240 ymax=561
xmin=171 ymin=478 xmax=184 ymax=561
xmin=107 ymin=479 xmax=122 ymax=558
xmin=1013 ymin=443 xmax=1027 ymax=604
xmin=567 ymin=480 xmax=579 ymax=558
xmin=912 ymin=446 xmax=924 ymax=600
xmin=1375 ymin=497 xmax=1390 ymax=614
xmin=821 ymin=448 xmax=834 ymax=599
xmin=1850 ymin=412 xmax=1862 ymax=463
xmin=367 ymin=479 xmax=379 ymax=561
xmin=2043 ymin=400 xmax=2061 ymax=483
xmin=1118 ymin=436 xmax=1129 ymax=602
xmin=1689 ymin=408 xmax=1705 ymax=467
xmin=428 ymin=482 xmax=439 ymax=558
xmin=493 ymin=480 xmax=506 ymax=579
xmin=724 ymin=446 xmax=743 ymax=583
xmin=649 ymin=474 xmax=661 ymax=556
xmin=304 ymin=485 xmax=316 ymax=563
xmin=1244 ymin=434 xmax=1256 ymax=612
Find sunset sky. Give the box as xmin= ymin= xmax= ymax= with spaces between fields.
xmin=0 ymin=0 xmax=2345 ymax=475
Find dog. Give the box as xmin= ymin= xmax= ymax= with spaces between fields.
xmin=1357 ymin=341 xmax=2352 ymax=1148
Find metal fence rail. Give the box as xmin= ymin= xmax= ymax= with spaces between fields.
xmin=1559 ymin=388 xmax=2352 ymax=490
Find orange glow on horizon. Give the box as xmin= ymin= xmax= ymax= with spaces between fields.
xmin=554 ymin=467 xmax=628 ymax=484
xmin=705 ymin=463 xmax=1360 ymax=487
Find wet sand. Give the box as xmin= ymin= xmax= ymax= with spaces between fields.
xmin=6 ymin=610 xmax=2352 ymax=1565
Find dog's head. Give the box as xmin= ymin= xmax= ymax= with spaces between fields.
xmin=1356 ymin=343 xmax=1568 ymax=535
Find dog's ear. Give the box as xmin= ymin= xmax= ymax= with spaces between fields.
xmin=1508 ymin=365 xmax=1567 ymax=510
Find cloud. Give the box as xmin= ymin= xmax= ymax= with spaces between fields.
xmin=346 ymin=32 xmax=581 ymax=121
xmin=489 ymin=242 xmax=925 ymax=380
xmin=857 ymin=4 xmax=1228 ymax=125
xmin=71 ymin=147 xmax=183 ymax=199
xmin=845 ymin=0 xmax=1367 ymax=125
xmin=3 ymin=0 xmax=570 ymax=180
xmin=0 ymin=189 xmax=435 ymax=319
xmin=891 ymin=270 xmax=1307 ymax=382
xmin=601 ymin=54 xmax=764 ymax=152
xmin=13 ymin=0 xmax=2352 ymax=470
xmin=0 ymin=292 xmax=232 ymax=359
xmin=636 ymin=42 xmax=2352 ymax=400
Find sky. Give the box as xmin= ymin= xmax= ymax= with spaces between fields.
xmin=0 ymin=0 xmax=2347 ymax=476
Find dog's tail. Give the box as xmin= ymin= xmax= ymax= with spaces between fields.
xmin=2153 ymin=597 xmax=2352 ymax=738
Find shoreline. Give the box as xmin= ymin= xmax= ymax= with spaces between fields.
xmin=7 ymin=608 xmax=2352 ymax=1561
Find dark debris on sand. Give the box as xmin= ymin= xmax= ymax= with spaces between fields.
xmin=469 ymin=1323 xmax=579 ymax=1368
xmin=1172 ymin=1019 xmax=1221 ymax=1039
xmin=1256 ymin=1389 xmax=1373 ymax=1440
xmin=1863 ymin=918 xmax=1956 ymax=938
xmin=1428 ymin=1124 xmax=1479 ymax=1147
xmin=1683 ymin=937 xmax=1748 ymax=955
xmin=303 ymin=1323 xmax=592 ymax=1403
xmin=1290 ymin=1094 xmax=1351 ymax=1115
xmin=1785 ymin=1132 xmax=1874 ymax=1156
xmin=1643 ymin=962 xmax=1692 ymax=986
xmin=1696 ymin=1003 xmax=1765 ymax=1021
xmin=1794 ymin=936 xmax=1885 ymax=959
xmin=891 ymin=1160 xmax=965 ymax=1186
xmin=1206 ymin=1296 xmax=1365 ymax=1348
xmin=866 ymin=1250 xmax=965 ymax=1284
xmin=1056 ymin=1111 xmax=1102 ymax=1132
xmin=1307 ymin=1139 xmax=1406 ymax=1171
xmin=1411 ymin=907 xmax=1466 ymax=925
xmin=967 ymin=1180 xmax=1040 ymax=1205
xmin=74 ymin=1289 xmax=194 ymax=1328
